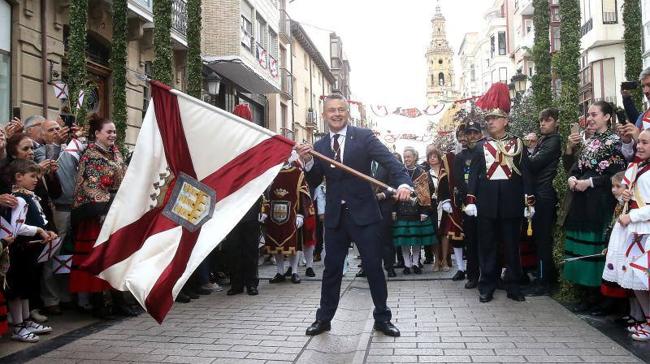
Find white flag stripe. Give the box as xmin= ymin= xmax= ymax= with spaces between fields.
xmin=177 ymin=95 xmax=273 ymax=180
xmin=172 ymin=164 xmax=285 ymax=296
xmin=99 ymin=226 xmax=184 ymax=308
xmin=96 ymin=101 xmax=169 ymax=246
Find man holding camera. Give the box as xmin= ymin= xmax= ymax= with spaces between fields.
xmin=617 ymin=67 xmax=650 ymax=151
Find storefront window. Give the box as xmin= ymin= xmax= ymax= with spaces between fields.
xmin=0 ymin=1 xmax=11 ymax=123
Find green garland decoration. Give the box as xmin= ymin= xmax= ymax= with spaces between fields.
xmin=153 ymin=0 xmax=173 ymax=85
xmin=186 ymin=0 xmax=203 ymax=98
xmin=68 ymin=0 xmax=88 ymax=123
xmin=531 ymin=0 xmax=553 ymax=114
xmin=552 ymin=0 xmax=582 ymax=302
xmin=111 ymin=0 xmax=128 ymax=145
xmin=623 ymin=0 xmax=644 ymax=111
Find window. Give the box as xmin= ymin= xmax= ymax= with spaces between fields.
xmin=580 ymin=0 xmax=591 ymax=23
xmin=255 ymin=14 xmax=267 ymax=48
xmin=551 ymin=26 xmax=561 ymax=52
xmin=0 ymin=1 xmax=10 ymax=123
xmin=304 ymin=53 xmax=309 ymax=70
xmin=602 ymin=0 xmax=618 ymax=24
xmin=645 ymin=20 xmax=650 ymax=53
xmin=524 ymin=19 xmax=533 ymax=34
xmin=498 ymin=31 xmax=506 ymax=55
xmin=592 ymin=58 xmax=616 ymax=103
xmin=438 ymin=59 xmax=443 ymax=65
xmin=240 ymin=1 xmax=253 ymax=50
xmin=438 ymin=72 xmax=445 ymax=86
xmin=304 ymin=87 xmax=310 ymax=110
xmin=499 ymin=67 xmax=508 ymax=82
xmin=470 ymin=64 xmax=476 ymax=82
xmin=431 ymin=74 xmax=435 ymax=86
xmin=268 ymin=29 xmax=278 ymax=58
xmin=551 ymin=7 xmax=560 ymax=22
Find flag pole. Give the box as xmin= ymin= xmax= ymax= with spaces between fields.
xmin=309 ymin=150 xmax=395 ymax=193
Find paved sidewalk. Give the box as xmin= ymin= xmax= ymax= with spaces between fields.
xmin=2 ymin=256 xmax=644 ymax=363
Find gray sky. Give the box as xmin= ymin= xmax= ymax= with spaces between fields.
xmin=288 ymin=0 xmax=492 ymax=107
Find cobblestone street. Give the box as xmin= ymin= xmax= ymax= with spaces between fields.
xmin=0 ymin=254 xmax=643 ymax=363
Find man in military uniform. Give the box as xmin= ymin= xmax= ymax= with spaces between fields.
xmin=453 ymin=121 xmax=483 ymax=289
xmin=464 ymin=109 xmax=534 ymax=303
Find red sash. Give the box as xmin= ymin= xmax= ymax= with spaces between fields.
xmin=484 ymin=142 xmax=512 ymax=179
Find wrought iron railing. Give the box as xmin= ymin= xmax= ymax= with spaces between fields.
xmin=279 ymin=9 xmax=291 ymax=41
xmin=580 ymin=18 xmax=593 ymax=36
xmin=602 ymin=11 xmax=617 ymax=24
xmin=280 ymin=68 xmax=292 ymax=98
xmin=172 ymin=0 xmax=187 ymax=36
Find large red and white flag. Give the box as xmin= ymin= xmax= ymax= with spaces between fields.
xmin=81 ymin=81 xmax=294 ymax=322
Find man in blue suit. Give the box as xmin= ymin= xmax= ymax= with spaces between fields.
xmin=296 ymin=94 xmax=412 ymax=337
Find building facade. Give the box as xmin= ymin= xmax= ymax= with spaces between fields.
xmin=425 ymin=2 xmax=457 ymax=106
xmin=458 ymin=0 xmax=514 ymax=97
xmin=290 ymin=22 xmax=334 ymax=143
xmin=458 ymin=32 xmax=480 ymax=99
xmin=578 ymin=0 xmax=625 ymax=113
xmin=202 ymin=0 xmax=282 ymax=127
xmin=3 ymin=0 xmax=189 ymax=145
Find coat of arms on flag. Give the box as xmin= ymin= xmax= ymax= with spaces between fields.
xmin=80 ymin=81 xmax=295 ymax=323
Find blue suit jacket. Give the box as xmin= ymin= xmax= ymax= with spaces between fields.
xmin=306 ymin=125 xmax=411 ymax=229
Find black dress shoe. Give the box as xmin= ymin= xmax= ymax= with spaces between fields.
xmin=246 ymin=286 xmax=259 ymax=296
xmin=387 ymin=268 xmax=397 ymax=277
xmin=356 ymin=269 xmax=366 ymax=277
xmin=175 ymin=292 xmax=191 ymax=303
xmin=413 ymin=266 xmax=422 ymax=274
xmin=305 ymin=320 xmax=331 ymax=336
xmin=373 ymin=321 xmax=400 ymax=337
xmin=451 ymin=270 xmax=466 ymax=281
xmin=227 ymin=288 xmax=244 ymax=296
xmin=479 ymin=292 xmax=493 ymax=303
xmin=403 ymin=267 xmax=411 ymax=275
xmin=284 ymin=267 xmax=293 ymax=277
xmin=465 ymin=279 xmax=478 ymax=289
xmin=291 ymin=273 xmax=301 ymax=283
xmin=306 ymin=267 xmax=316 ymax=277
xmin=269 ymin=273 xmax=286 ymax=283
xmin=507 ymin=292 xmax=526 ymax=302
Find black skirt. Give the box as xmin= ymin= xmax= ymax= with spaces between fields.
xmin=5 ymin=238 xmax=42 ymax=300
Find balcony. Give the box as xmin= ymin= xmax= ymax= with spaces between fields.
xmin=128 ymin=0 xmax=187 ymax=40
xmin=581 ymin=18 xmax=593 ymax=37
xmin=602 ymin=11 xmax=618 ymax=24
xmin=171 ymin=0 xmax=187 ymax=36
xmin=280 ymin=68 xmax=292 ymax=98
xmin=255 ymin=42 xmax=268 ymax=69
xmin=241 ymin=27 xmax=253 ymax=51
xmin=279 ymin=9 xmax=291 ymax=43
xmin=514 ymin=0 xmax=533 ymax=16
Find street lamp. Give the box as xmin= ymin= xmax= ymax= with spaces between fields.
xmin=206 ymin=73 xmax=222 ymax=96
xmin=511 ymin=69 xmax=528 ymax=94
xmin=508 ymin=82 xmax=517 ymax=100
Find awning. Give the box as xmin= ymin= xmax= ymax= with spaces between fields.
xmin=203 ymin=56 xmax=281 ymax=94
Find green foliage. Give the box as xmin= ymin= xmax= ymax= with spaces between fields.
xmin=68 ymin=0 xmax=88 ymax=123
xmin=531 ymin=0 xmax=553 ymax=113
xmin=623 ymin=0 xmax=644 ymax=110
xmin=111 ymin=0 xmax=128 ymax=145
xmin=153 ymin=0 xmax=173 ymax=85
xmin=553 ymin=0 xmax=582 ymax=302
xmin=186 ymin=0 xmax=203 ymax=98
xmin=509 ymin=93 xmax=539 ymax=138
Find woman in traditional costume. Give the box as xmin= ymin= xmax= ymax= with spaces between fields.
xmin=563 ymin=101 xmax=626 ymax=311
xmin=392 ymin=147 xmax=437 ymax=274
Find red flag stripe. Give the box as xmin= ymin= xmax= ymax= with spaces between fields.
xmin=80 ymin=135 xmax=293 ymax=277
xmin=150 ymin=81 xmax=197 ymax=178
xmin=144 ymin=135 xmax=293 ymax=322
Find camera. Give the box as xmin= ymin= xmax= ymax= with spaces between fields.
xmin=616 ymin=108 xmax=628 ymax=125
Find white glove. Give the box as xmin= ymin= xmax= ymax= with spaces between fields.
xmin=296 ymin=214 xmax=304 ymax=229
xmin=524 ymin=206 xmax=536 ymax=219
xmin=440 ymin=200 xmax=453 ymax=214
xmin=464 ymin=204 xmax=477 ymax=217
xmin=258 ymin=213 xmax=268 ymax=223
xmin=420 ymin=214 xmax=428 ymax=222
